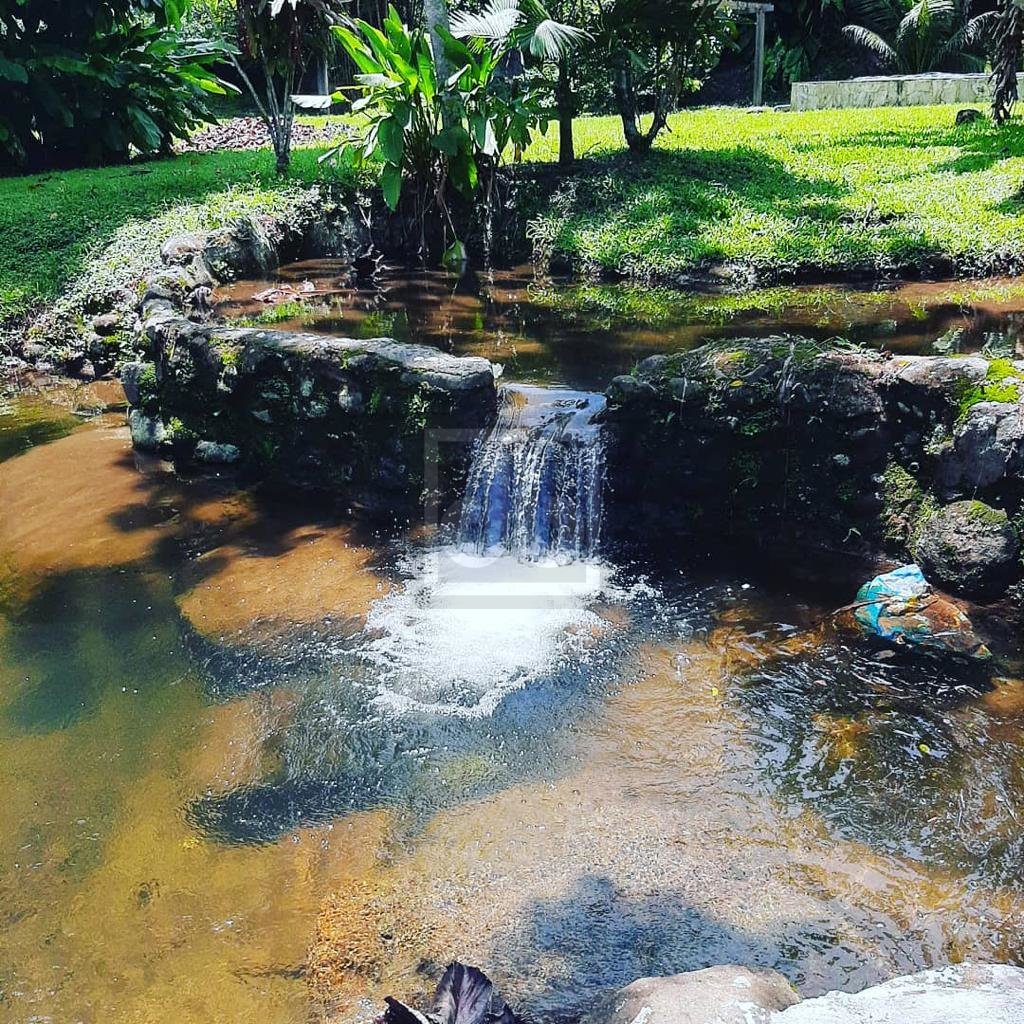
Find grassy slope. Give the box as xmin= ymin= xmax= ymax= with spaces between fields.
xmin=522 ymin=106 xmax=1024 ymax=279
xmin=4 ymin=104 xmax=1024 ymax=327
xmin=0 ymin=147 xmax=345 ymax=325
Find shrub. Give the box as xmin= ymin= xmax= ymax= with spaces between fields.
xmin=0 ymin=0 xmax=232 ymax=172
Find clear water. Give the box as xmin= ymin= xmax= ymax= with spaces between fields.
xmin=4 ymin=275 xmax=1024 ymax=1023
xmin=215 ymin=261 xmax=1024 ymax=388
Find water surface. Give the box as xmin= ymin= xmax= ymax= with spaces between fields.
xmin=215 ymin=261 xmax=1024 ymax=388
xmin=3 ymin=287 xmax=1024 ymax=1023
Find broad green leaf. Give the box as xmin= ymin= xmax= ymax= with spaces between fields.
xmin=378 ymin=116 xmax=404 ymax=164
xmin=381 ymin=162 xmax=402 ymax=211
xmin=0 ymin=57 xmax=28 ymax=84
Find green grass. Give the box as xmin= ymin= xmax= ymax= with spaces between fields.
xmin=6 ymin=104 xmax=1024 ymax=331
xmin=521 ymin=105 xmax=1024 ymax=280
xmin=0 ymin=146 xmax=350 ymax=326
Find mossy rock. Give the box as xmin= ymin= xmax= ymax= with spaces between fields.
xmin=914 ymin=500 xmax=1022 ymax=598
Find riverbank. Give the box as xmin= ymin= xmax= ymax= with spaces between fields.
xmin=6 ymin=104 xmax=1024 ymax=374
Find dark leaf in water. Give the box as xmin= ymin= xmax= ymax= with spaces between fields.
xmin=381 ymin=996 xmax=437 ymax=1024
xmin=434 ymin=963 xmax=499 ymax=1024
xmin=381 ymin=964 xmax=517 ymax=1024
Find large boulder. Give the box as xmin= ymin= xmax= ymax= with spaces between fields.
xmin=937 ymin=401 xmax=1024 ymax=494
xmin=587 ymin=967 xmax=799 ymax=1024
xmin=775 ymin=963 xmax=1024 ymax=1024
xmin=914 ymin=501 xmax=1021 ymax=597
xmin=602 ymin=338 xmax=1024 ymax=574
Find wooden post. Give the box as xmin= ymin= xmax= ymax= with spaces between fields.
xmin=753 ymin=7 xmax=766 ymax=106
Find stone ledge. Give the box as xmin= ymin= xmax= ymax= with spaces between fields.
xmin=792 ymin=73 xmax=1024 ymax=111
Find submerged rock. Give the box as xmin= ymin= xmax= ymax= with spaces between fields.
xmin=914 ymin=500 xmax=1021 ymax=597
xmin=775 ymin=963 xmax=1024 ymax=1023
xmin=588 ymin=966 xmax=799 ymax=1024
xmin=853 ymin=564 xmax=990 ymax=660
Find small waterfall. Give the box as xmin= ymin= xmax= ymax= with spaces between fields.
xmin=458 ymin=386 xmax=606 ymax=560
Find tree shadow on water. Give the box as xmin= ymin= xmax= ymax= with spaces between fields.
xmin=501 ymin=875 xmax=809 ymax=1020
xmin=1 ymin=568 xmax=187 ymax=733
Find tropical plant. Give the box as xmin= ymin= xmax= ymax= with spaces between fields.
xmin=330 ymin=3 xmax=581 ymax=256
xmin=991 ymin=0 xmax=1024 ymax=123
xmin=0 ymin=0 xmax=232 ymax=171
xmin=764 ymin=0 xmax=853 ymax=88
xmin=596 ymin=0 xmax=732 ymax=154
xmin=449 ymin=0 xmax=592 ymax=164
xmin=225 ymin=0 xmax=348 ymax=172
xmin=842 ymin=0 xmax=995 ymax=73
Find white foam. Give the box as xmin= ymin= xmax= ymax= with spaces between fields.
xmin=356 ymin=547 xmax=612 ymax=718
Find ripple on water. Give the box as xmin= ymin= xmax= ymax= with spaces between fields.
xmin=4 ymin=391 xmax=1024 ymax=1024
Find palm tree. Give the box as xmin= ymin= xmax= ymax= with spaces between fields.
xmin=449 ymin=0 xmax=591 ymax=165
xmin=991 ymin=0 xmax=1024 ymax=123
xmin=230 ymin=0 xmax=347 ymax=172
xmin=842 ymin=0 xmax=994 ymax=75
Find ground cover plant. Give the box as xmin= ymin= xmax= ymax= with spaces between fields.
xmin=522 ymin=104 xmax=1024 ymax=279
xmin=0 ymin=147 xmax=355 ymax=327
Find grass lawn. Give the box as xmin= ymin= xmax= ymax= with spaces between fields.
xmin=4 ymin=104 xmax=1024 ymax=330
xmin=0 ymin=147 xmax=351 ymax=326
xmin=521 ymin=105 xmax=1024 ymax=279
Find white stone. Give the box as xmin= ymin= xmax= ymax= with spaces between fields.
xmin=773 ymin=964 xmax=1024 ymax=1024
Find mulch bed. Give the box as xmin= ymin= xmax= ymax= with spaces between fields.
xmin=177 ymin=116 xmax=353 ymax=154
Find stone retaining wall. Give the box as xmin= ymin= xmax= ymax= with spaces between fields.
xmin=791 ymin=73 xmax=1024 ymax=111
xmin=124 ymin=226 xmax=497 ymax=517
xmin=605 ymin=337 xmax=1024 ymax=596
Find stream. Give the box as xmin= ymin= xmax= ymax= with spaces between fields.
xmin=2 ymin=268 xmax=1024 ymax=1023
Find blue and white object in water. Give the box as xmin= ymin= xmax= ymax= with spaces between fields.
xmin=854 ymin=564 xmax=990 ymax=660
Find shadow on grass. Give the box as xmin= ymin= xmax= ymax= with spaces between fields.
xmin=559 ymin=146 xmax=848 ymax=221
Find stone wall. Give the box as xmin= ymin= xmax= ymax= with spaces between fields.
xmin=791 ymin=73 xmax=1024 ymax=111
xmin=123 ymin=226 xmax=497 ymax=517
xmin=604 ymin=337 xmax=1024 ymax=596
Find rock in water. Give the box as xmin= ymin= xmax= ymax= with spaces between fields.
xmin=914 ymin=501 xmax=1021 ymax=598
xmin=775 ymin=963 xmax=1024 ymax=1023
xmin=587 ymin=967 xmax=799 ymax=1024
xmin=853 ymin=564 xmax=990 ymax=660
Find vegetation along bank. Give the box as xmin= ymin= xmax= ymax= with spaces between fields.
xmin=7 ymin=104 xmax=1024 ymax=376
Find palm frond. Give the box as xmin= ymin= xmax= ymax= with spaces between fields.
xmin=842 ymin=23 xmax=899 ymax=63
xmin=844 ymin=0 xmax=904 ymax=35
xmin=521 ymin=18 xmax=591 ymax=58
xmin=450 ymin=0 xmax=523 ymax=42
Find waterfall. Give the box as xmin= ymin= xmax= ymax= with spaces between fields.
xmin=457 ymin=386 xmax=607 ymax=561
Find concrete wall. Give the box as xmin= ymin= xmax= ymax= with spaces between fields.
xmin=791 ymin=73 xmax=1024 ymax=111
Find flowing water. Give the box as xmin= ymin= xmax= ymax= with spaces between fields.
xmin=458 ymin=386 xmax=606 ymax=560
xmin=4 ymin=269 xmax=1024 ymax=1023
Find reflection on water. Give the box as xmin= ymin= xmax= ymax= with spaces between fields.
xmin=2 ymin=349 xmax=1024 ymax=1022
xmin=216 ymin=261 xmax=1024 ymax=388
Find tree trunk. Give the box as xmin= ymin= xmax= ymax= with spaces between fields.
xmin=557 ymin=57 xmax=575 ymax=166
xmin=993 ymin=0 xmax=1024 ymax=124
xmin=612 ymin=65 xmax=650 ymax=154
xmin=422 ymin=0 xmax=451 ymax=83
